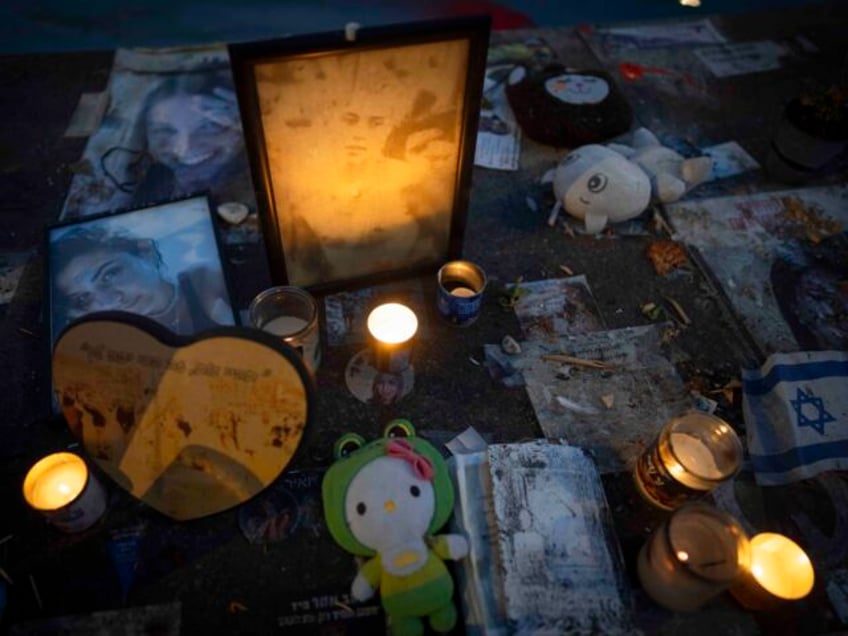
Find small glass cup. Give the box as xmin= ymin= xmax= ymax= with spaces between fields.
xmin=633 ymin=411 xmax=743 ymax=510
xmin=249 ymin=286 xmax=321 ymax=375
xmin=638 ymin=502 xmax=751 ymax=612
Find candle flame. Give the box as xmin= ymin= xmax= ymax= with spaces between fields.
xmin=676 ymin=550 xmax=689 ymax=562
xmin=748 ymin=533 xmax=815 ymax=600
xmin=367 ymin=303 xmax=418 ymax=344
xmin=669 ymin=462 xmax=685 ymax=478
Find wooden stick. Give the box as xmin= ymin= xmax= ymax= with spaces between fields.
xmin=29 ymin=574 xmax=43 ymax=610
xmin=663 ymin=296 xmax=691 ymax=326
xmin=541 ymin=354 xmax=616 ymax=370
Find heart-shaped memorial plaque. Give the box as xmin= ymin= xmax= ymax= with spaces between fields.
xmin=52 ymin=313 xmax=312 ymax=521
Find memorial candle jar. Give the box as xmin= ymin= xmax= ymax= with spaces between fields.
xmin=23 ymin=452 xmax=107 ymax=533
xmin=638 ymin=503 xmax=751 ymax=612
xmin=367 ymin=303 xmax=418 ymax=373
xmin=634 ymin=411 xmax=743 ymax=510
xmin=730 ymin=533 xmax=815 ymax=610
xmin=249 ymin=286 xmax=321 ymax=375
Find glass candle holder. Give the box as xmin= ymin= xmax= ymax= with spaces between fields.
xmin=633 ymin=411 xmax=743 ymax=510
xmin=638 ymin=502 xmax=751 ymax=612
xmin=249 ymin=286 xmax=321 ymax=376
xmin=730 ymin=533 xmax=815 ymax=610
xmin=23 ymin=452 xmax=107 ymax=533
xmin=367 ymin=303 xmax=418 ymax=373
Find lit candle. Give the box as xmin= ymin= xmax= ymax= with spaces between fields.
xmin=634 ymin=412 xmax=743 ymax=510
xmin=730 ymin=533 xmax=815 ymax=610
xmin=23 ymin=452 xmax=107 ymax=532
xmin=367 ymin=303 xmax=418 ymax=373
xmin=638 ymin=503 xmax=750 ymax=612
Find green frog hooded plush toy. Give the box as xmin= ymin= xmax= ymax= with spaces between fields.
xmin=321 ymin=419 xmax=468 ymax=636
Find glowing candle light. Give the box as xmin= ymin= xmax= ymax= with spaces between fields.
xmin=730 ymin=533 xmax=815 ymax=610
xmin=638 ymin=503 xmax=750 ymax=612
xmin=367 ymin=303 xmax=418 ymax=373
xmin=368 ymin=303 xmax=418 ymax=344
xmin=634 ymin=412 xmax=743 ymax=510
xmin=23 ymin=452 xmax=106 ymax=533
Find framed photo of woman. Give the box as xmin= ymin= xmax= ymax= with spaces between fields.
xmin=229 ymin=16 xmax=490 ymax=293
xmin=47 ymin=195 xmax=238 ymax=346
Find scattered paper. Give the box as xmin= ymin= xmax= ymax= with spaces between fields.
xmin=666 ymin=185 xmax=848 ymax=355
xmin=702 ymin=140 xmax=760 ymax=180
xmin=694 ymin=40 xmax=786 ymax=77
xmin=592 ymin=19 xmax=726 ymax=50
xmin=509 ymin=275 xmax=606 ymax=340
xmin=63 ymin=91 xmax=109 ymax=138
xmin=514 ymin=323 xmax=690 ymax=473
xmin=475 ymin=64 xmax=522 ymax=171
xmin=323 ymin=280 xmax=427 ymax=347
xmin=238 ymin=469 xmax=325 ymax=544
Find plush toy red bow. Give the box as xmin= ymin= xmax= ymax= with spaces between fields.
xmin=387 ymin=439 xmax=434 ymax=481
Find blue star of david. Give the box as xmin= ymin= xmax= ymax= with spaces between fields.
xmin=791 ymin=387 xmax=836 ymax=435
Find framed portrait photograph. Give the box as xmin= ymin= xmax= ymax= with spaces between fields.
xmin=47 ymin=194 xmax=238 ymax=346
xmin=229 ymin=16 xmax=490 ymax=293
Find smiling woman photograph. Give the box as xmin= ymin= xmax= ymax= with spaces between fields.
xmin=61 ymin=47 xmax=254 ymax=221
xmin=124 ymin=71 xmax=249 ymax=207
xmin=48 ymin=197 xmax=236 ymax=342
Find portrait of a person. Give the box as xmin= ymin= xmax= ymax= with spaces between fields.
xmin=369 ymin=371 xmax=405 ymax=406
xmin=50 ymin=225 xmax=234 ymax=338
xmin=100 ymin=70 xmax=251 ymax=208
xmin=771 ymin=232 xmax=848 ymax=351
xmin=256 ymin=39 xmax=469 ymax=287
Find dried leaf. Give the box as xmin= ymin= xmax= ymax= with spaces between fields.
xmin=646 ymin=239 xmax=688 ymax=275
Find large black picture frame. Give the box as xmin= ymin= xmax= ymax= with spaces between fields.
xmin=229 ymin=16 xmax=490 ymax=294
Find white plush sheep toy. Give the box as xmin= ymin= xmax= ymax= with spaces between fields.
xmin=547 ymin=127 xmax=713 ymax=233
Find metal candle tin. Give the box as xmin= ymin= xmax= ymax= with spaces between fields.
xmin=436 ymin=260 xmax=487 ymax=327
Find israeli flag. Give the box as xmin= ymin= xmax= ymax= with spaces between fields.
xmin=744 ymin=350 xmax=848 ymax=486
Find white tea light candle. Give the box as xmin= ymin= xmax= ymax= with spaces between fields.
xmin=367 ymin=303 xmax=418 ymax=373
xmin=730 ymin=533 xmax=815 ymax=609
xmin=23 ymin=452 xmax=106 ymax=533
